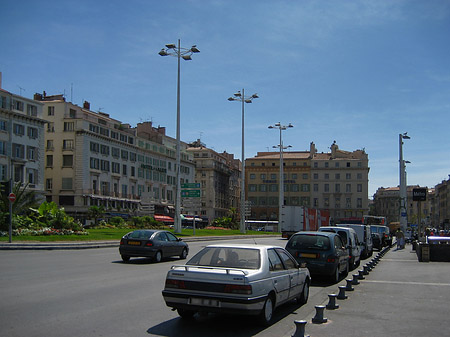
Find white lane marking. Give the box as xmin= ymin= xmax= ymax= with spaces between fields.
xmin=364 ymin=280 xmax=450 ymax=287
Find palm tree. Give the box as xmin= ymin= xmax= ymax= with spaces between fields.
xmin=0 ymin=182 xmax=39 ymax=215
xmin=87 ymin=205 xmax=105 ymax=227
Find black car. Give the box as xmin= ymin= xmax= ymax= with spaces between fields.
xmin=119 ymin=230 xmax=188 ymax=263
xmin=286 ymin=231 xmax=349 ymax=283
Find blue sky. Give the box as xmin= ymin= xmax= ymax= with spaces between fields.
xmin=2 ymin=0 xmax=449 ymax=197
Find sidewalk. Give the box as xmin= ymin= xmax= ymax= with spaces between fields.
xmin=287 ymin=245 xmax=450 ymax=337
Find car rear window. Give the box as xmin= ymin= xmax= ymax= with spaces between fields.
xmin=186 ymin=247 xmax=260 ymax=269
xmin=288 ymin=235 xmax=331 ymax=251
xmin=128 ymin=230 xmax=154 ymax=239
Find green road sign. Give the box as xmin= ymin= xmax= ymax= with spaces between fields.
xmin=181 ymin=189 xmax=201 ymax=198
xmin=181 ymin=183 xmax=200 ymax=189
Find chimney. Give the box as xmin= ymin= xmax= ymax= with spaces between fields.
xmin=83 ymin=101 xmax=90 ymax=110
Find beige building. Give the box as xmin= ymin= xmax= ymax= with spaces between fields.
xmin=246 ymin=141 xmax=369 ymax=223
xmin=36 ymin=93 xmax=195 ymax=221
xmin=187 ymin=140 xmax=240 ymax=223
xmin=0 ymin=83 xmax=46 ymax=200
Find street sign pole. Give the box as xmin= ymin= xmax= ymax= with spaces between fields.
xmin=8 ymin=180 xmax=13 ymax=243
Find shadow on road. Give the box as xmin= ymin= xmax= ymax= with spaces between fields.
xmin=146 ymin=300 xmax=305 ymax=337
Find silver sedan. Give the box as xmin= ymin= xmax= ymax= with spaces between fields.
xmin=162 ymin=243 xmax=310 ymax=325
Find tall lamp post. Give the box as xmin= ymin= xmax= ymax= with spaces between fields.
xmin=268 ymin=122 xmax=293 ymax=233
xmin=228 ymin=89 xmax=259 ymax=233
xmin=159 ymin=40 xmax=200 ymax=233
xmin=399 ymin=132 xmax=410 ymax=234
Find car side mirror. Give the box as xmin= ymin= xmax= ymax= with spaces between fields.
xmin=300 ymin=262 xmax=307 ymax=268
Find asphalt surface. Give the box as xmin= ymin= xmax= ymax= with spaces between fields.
xmin=2 ymin=238 xmax=449 ymax=337
xmin=284 ymin=244 xmax=450 ymax=337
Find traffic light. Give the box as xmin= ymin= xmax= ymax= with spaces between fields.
xmin=1 ymin=180 xmax=11 ymax=197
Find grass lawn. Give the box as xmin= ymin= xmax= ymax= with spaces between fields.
xmin=0 ymin=228 xmax=278 ymax=242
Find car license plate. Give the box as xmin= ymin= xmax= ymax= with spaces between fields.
xmin=189 ymin=298 xmax=220 ymax=307
xmin=127 ymin=240 xmax=141 ymax=246
xmin=300 ymin=253 xmax=317 ymax=258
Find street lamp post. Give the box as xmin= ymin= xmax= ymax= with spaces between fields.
xmin=399 ymin=132 xmax=410 ymax=234
xmin=228 ymin=89 xmax=259 ymax=233
xmin=159 ymin=40 xmax=200 ymax=234
xmin=268 ymin=122 xmax=293 ymax=233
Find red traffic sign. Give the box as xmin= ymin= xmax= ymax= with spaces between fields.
xmin=8 ymin=193 xmax=16 ymax=203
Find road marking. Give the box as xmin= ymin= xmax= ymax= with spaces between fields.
xmin=364 ymin=280 xmax=450 ymax=287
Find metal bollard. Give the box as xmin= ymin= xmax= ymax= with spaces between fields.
xmin=326 ymin=293 xmax=339 ymax=310
xmin=358 ymin=269 xmax=365 ymax=280
xmin=292 ymin=320 xmax=309 ymax=337
xmin=352 ymin=274 xmax=360 ymax=285
xmin=337 ymin=285 xmax=348 ymax=299
xmin=312 ymin=305 xmax=328 ymax=324
xmin=363 ymin=265 xmax=369 ymax=275
xmin=345 ymin=278 xmax=354 ymax=291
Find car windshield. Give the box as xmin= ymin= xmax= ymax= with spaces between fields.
xmin=128 ymin=230 xmax=154 ymax=239
xmin=288 ymin=235 xmax=331 ymax=251
xmin=186 ymin=247 xmax=261 ymax=269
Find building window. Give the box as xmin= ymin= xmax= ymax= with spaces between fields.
xmin=313 ymin=173 xmax=318 ymax=180
xmin=313 ymin=183 xmax=318 ymax=192
xmin=270 ymin=184 xmax=278 ymax=192
xmin=46 ymin=178 xmax=52 ymax=190
xmin=63 ymin=139 xmax=74 ymax=150
xmin=100 ymin=160 xmax=109 ymax=171
xmin=357 ymin=198 xmax=362 ymax=208
xmin=335 ymin=197 xmax=340 ymax=208
xmin=249 ymin=184 xmax=257 ymax=192
xmin=346 ymin=184 xmax=351 ymax=192
xmin=13 ymin=123 xmax=25 ymax=136
xmin=335 ymin=184 xmax=340 ymax=193
xmin=46 ymin=155 xmax=53 ymax=167
xmin=324 ymin=198 xmax=329 ymax=207
xmin=291 ymin=184 xmax=299 ymax=192
xmin=48 ymin=106 xmax=55 ymax=116
xmin=27 ymin=104 xmax=37 ymax=116
xmin=63 ymin=155 xmax=73 ymax=167
xmin=250 ymin=174 xmax=256 ymax=180
xmin=27 ymin=127 xmax=38 ymax=139
xmin=357 ymin=184 xmax=362 ymax=192
xmin=325 ymin=162 xmax=329 ymax=168
xmin=14 ymin=100 xmax=24 ymax=111
xmin=313 ymin=198 xmax=318 ymax=207
xmin=62 ymin=177 xmax=73 ymax=190
xmin=357 ymin=173 xmax=362 ymax=180
xmin=47 ymin=123 xmax=55 ymax=132
xmin=301 ymin=184 xmax=310 ymax=192
xmin=335 ymin=173 xmax=340 ymax=180
xmin=292 ymin=173 xmax=298 ymax=179
xmin=324 ymin=184 xmax=329 ymax=192
xmin=325 ymin=173 xmax=329 ymax=180
xmin=335 ymin=162 xmax=340 ymax=168
xmin=90 ymin=158 xmax=99 ymax=170
xmin=69 ymin=109 xmax=76 ymax=118
xmin=270 ymin=174 xmax=277 ymax=180
xmin=0 ymin=141 xmax=6 ymax=155
xmin=259 ymin=184 xmax=267 ymax=192
xmin=122 ymin=164 xmax=127 ymax=176
xmin=0 ymin=120 xmax=7 ymax=131
xmin=27 ymin=168 xmax=37 ymax=184
xmin=346 ymin=197 xmax=351 ymax=208
xmin=347 ymin=162 xmax=351 ymax=167
xmin=63 ymin=122 xmax=75 ymax=131
xmin=346 ymin=173 xmax=351 ymax=180
xmin=27 ymin=146 xmax=37 ymax=161
xmin=12 ymin=144 xmax=25 ymax=158
xmin=302 ymin=173 xmax=308 ymax=179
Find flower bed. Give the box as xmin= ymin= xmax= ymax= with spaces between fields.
xmin=0 ymin=228 xmax=89 ymax=237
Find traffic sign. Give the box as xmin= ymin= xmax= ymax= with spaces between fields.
xmin=8 ymin=193 xmax=16 ymax=203
xmin=181 ymin=190 xmax=201 ymax=198
xmin=181 ymin=183 xmax=200 ymax=189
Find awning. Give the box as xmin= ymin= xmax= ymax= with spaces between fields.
xmin=154 ymin=215 xmax=174 ymax=223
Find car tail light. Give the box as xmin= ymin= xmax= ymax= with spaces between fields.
xmin=165 ymin=279 xmax=186 ymax=289
xmin=327 ymin=256 xmax=336 ymax=263
xmin=120 ymin=239 xmax=124 ymax=245
xmin=224 ymin=284 xmax=252 ymax=295
xmin=145 ymin=241 xmax=153 ymax=247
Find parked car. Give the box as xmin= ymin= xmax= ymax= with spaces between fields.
xmin=370 ymin=225 xmax=392 ymax=249
xmin=162 ymin=244 xmax=310 ymax=325
xmin=285 ymin=231 xmax=349 ymax=283
xmin=337 ymin=224 xmax=373 ymax=259
xmin=119 ymin=230 xmax=188 ymax=263
xmin=318 ymin=226 xmax=361 ymax=270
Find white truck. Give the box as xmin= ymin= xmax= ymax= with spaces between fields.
xmin=281 ymin=206 xmax=330 ymax=239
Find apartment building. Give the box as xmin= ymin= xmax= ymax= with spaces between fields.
xmin=36 ymin=93 xmax=194 ymax=220
xmin=0 ymin=83 xmax=46 ymax=199
xmin=246 ymin=141 xmax=369 ymax=223
xmin=373 ymin=185 xmax=432 ymax=228
xmin=311 ymin=141 xmax=369 ymax=222
xmin=187 ymin=140 xmax=240 ymax=222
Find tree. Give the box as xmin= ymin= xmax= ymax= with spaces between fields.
xmin=87 ymin=205 xmax=105 ymax=227
xmin=0 ymin=182 xmax=39 ymax=215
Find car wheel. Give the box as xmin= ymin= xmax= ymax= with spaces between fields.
xmin=298 ymin=281 xmax=309 ymax=305
xmin=177 ymin=308 xmax=195 ymax=319
xmin=258 ymin=295 xmax=274 ymax=326
xmin=180 ymin=248 xmax=188 ymax=259
xmin=121 ymin=255 xmax=130 ymax=262
xmin=153 ymin=251 xmax=162 ymax=263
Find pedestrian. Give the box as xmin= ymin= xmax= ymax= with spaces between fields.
xmin=396 ymin=228 xmax=405 ymax=250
